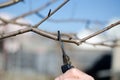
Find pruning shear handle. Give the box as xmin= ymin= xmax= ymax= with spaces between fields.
xmin=58 ymin=31 xmax=74 ymax=73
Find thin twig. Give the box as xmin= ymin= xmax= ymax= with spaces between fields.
xmin=0 ymin=0 xmax=22 ymax=8
xmin=12 ymin=0 xmax=57 ymax=21
xmin=84 ymin=41 xmax=117 ymax=48
xmin=0 ymin=17 xmax=31 ymax=26
xmin=48 ymin=18 xmax=106 ymax=25
xmin=50 ymin=32 xmax=120 ymax=48
xmin=33 ymin=0 xmax=69 ymax=28
xmin=80 ymin=21 xmax=120 ymax=43
xmin=34 ymin=13 xmax=106 ymax=25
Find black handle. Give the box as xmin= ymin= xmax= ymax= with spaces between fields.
xmin=61 ymin=64 xmax=74 ymax=73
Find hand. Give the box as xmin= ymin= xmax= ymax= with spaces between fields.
xmin=55 ymin=68 xmax=94 ymax=80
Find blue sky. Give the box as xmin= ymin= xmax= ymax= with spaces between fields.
xmin=0 ymin=0 xmax=120 ymax=33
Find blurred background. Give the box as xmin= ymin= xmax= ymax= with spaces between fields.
xmin=0 ymin=0 xmax=120 ymax=80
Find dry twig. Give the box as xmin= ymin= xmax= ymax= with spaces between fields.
xmin=48 ymin=18 xmax=106 ymax=25
xmin=12 ymin=0 xmax=57 ymax=21
xmin=0 ymin=17 xmax=31 ymax=26
xmin=0 ymin=0 xmax=22 ymax=8
xmin=84 ymin=41 xmax=117 ymax=48
xmin=33 ymin=0 xmax=69 ymax=28
xmin=80 ymin=21 xmax=120 ymax=43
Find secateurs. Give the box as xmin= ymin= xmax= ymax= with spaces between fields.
xmin=58 ymin=31 xmax=74 ymax=73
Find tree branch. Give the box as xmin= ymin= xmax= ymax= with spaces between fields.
xmin=33 ymin=0 xmax=70 ymax=28
xmin=0 ymin=27 xmax=79 ymax=45
xmin=80 ymin=21 xmax=120 ymax=43
xmin=0 ymin=17 xmax=31 ymax=26
xmin=84 ymin=41 xmax=117 ymax=48
xmin=0 ymin=27 xmax=32 ymax=39
xmin=0 ymin=21 xmax=120 ymax=46
xmin=12 ymin=0 xmax=57 ymax=21
xmin=48 ymin=18 xmax=106 ymax=25
xmin=32 ymin=28 xmax=79 ymax=45
xmin=0 ymin=0 xmax=22 ymax=8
